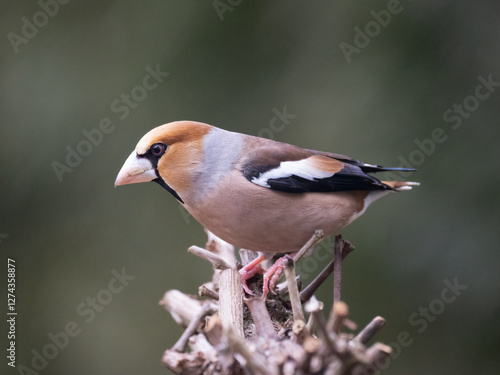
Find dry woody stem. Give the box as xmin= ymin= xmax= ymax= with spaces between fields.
xmin=334 ymin=235 xmax=344 ymax=303
xmin=160 ymin=231 xmax=392 ymax=375
xmin=284 ymin=255 xmax=305 ymax=323
xmin=354 ymin=316 xmax=386 ymax=345
xmin=219 ymin=268 xmax=244 ymax=338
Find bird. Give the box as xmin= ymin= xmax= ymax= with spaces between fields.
xmin=115 ymin=121 xmax=419 ymax=297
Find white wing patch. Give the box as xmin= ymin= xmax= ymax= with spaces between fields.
xmin=251 ymin=158 xmax=336 ymax=188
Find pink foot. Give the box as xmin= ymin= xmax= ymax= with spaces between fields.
xmin=239 ymin=255 xmax=265 ymax=295
xmin=240 ymin=264 xmax=264 ymax=295
xmin=262 ymin=257 xmax=287 ymax=299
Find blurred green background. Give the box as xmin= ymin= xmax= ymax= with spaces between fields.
xmin=1 ymin=1 xmax=499 ymax=374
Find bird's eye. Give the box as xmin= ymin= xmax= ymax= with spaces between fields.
xmin=150 ymin=143 xmax=166 ymax=156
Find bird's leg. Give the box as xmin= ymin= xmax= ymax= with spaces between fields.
xmin=262 ymin=256 xmax=288 ymax=299
xmin=239 ymin=254 xmax=265 ymax=295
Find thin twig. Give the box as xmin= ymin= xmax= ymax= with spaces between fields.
xmin=311 ymin=309 xmax=337 ymax=354
xmin=188 ymin=245 xmax=232 ymax=270
xmin=300 ymin=239 xmax=355 ymax=303
xmin=226 ymin=328 xmax=277 ymax=375
xmin=301 ymin=259 xmax=334 ymax=303
xmin=172 ymin=301 xmax=213 ymax=352
xmin=276 ymin=275 xmax=301 ymax=295
xmin=363 ymin=342 xmax=393 ymax=374
xmin=300 ymin=336 xmax=322 ymax=373
xmin=333 ymin=235 xmax=344 ymax=303
xmin=198 ymin=285 xmax=220 ymax=301
xmin=293 ymin=319 xmax=309 ymax=344
xmin=205 ymin=229 xmax=237 ymax=267
xmin=343 ymin=318 xmax=358 ymax=331
xmin=294 ymin=230 xmax=325 ymax=262
xmin=305 ymin=296 xmax=324 ymax=334
xmin=239 ymin=248 xmax=259 ymax=266
xmin=284 ymin=255 xmax=305 ymax=322
xmin=366 ymin=342 xmax=392 ymax=360
xmin=354 ymin=316 xmax=386 ymax=345
xmin=204 ymin=315 xmax=223 ymax=346
xmin=327 ymin=301 xmax=349 ymax=335
xmin=159 ymin=290 xmax=204 ymax=327
xmin=244 ymin=296 xmax=277 ymax=338
xmin=341 ymin=240 xmax=355 ymax=257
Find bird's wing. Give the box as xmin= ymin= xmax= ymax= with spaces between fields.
xmin=240 ymin=143 xmax=413 ymax=193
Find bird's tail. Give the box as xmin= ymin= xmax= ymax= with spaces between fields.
xmin=382 ymin=181 xmax=420 ymax=191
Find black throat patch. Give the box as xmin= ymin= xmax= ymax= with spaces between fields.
xmin=153 ymin=177 xmax=184 ymax=204
xmin=137 ymin=151 xmax=185 ymax=204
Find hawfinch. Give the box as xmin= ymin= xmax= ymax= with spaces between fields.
xmin=115 ymin=121 xmax=418 ymax=296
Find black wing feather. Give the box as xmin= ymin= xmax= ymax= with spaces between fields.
xmin=266 ymin=163 xmax=389 ymax=193
xmin=242 ymin=142 xmax=414 ymax=194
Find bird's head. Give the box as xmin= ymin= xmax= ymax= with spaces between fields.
xmin=114 ymin=121 xmax=212 ymax=203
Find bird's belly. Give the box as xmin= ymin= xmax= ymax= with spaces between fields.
xmin=183 ymin=175 xmax=365 ymax=253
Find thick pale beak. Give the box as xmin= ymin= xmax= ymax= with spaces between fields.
xmin=115 ymin=151 xmax=157 ymax=187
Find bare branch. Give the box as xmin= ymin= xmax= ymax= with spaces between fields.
xmin=343 ymin=318 xmax=358 ymax=331
xmin=300 ymin=336 xmax=322 ymax=373
xmin=239 ymin=248 xmax=259 ymax=266
xmin=198 ymin=285 xmax=219 ymax=301
xmin=161 ymin=233 xmax=394 ymax=375
xmin=219 ymin=268 xmax=244 ymax=338
xmin=333 ymin=235 xmax=344 ymax=303
xmin=305 ymin=296 xmax=324 ymax=334
xmin=188 ymin=245 xmax=232 ymax=270
xmin=284 ymin=255 xmax=305 ymax=322
xmin=311 ymin=309 xmax=337 ymax=354
xmin=276 ymin=275 xmax=301 ymax=295
xmin=354 ymin=316 xmax=386 ymax=345
xmin=205 ymin=229 xmax=237 ymax=268
xmin=294 ymin=229 xmax=325 ymax=262
xmin=300 ymin=259 xmax=334 ymax=303
xmin=159 ymin=290 xmax=206 ymax=328
xmin=327 ymin=301 xmax=349 ymax=335
xmin=301 ymin=238 xmax=355 ymax=303
xmin=292 ymin=319 xmax=309 ymax=344
xmin=204 ymin=315 xmax=223 ymax=347
xmin=244 ymin=296 xmax=276 ymax=339
xmin=172 ymin=302 xmax=214 ymax=352
xmin=361 ymin=342 xmax=393 ymax=374
xmin=226 ymin=328 xmax=277 ymax=375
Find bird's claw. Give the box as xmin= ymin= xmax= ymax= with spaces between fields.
xmin=242 ymin=282 xmax=255 ymax=296
xmin=262 ymin=256 xmax=286 ymax=299
xmin=239 ymin=264 xmax=264 ymax=296
xmin=239 ymin=255 xmax=287 ymax=299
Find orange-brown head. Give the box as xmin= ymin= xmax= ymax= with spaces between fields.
xmin=114 ymin=121 xmax=212 ymax=203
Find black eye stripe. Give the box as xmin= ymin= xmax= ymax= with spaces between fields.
xmin=137 ymin=143 xmax=167 ymax=169
xmin=138 ymin=143 xmax=182 ymax=203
